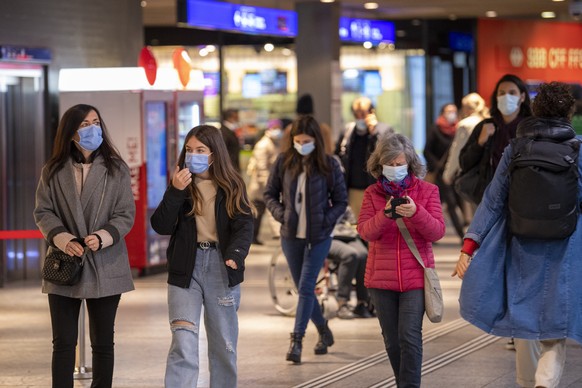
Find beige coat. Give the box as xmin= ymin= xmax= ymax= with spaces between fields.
xmin=247 ymin=134 xmax=279 ymax=201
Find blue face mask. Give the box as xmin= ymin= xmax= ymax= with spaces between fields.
xmin=294 ymin=141 xmax=315 ymax=156
xmin=382 ymin=164 xmax=408 ymax=182
xmin=185 ymin=152 xmax=211 ymax=174
xmin=76 ymin=124 xmax=103 ymax=151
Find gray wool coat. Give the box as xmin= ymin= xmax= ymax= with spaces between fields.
xmin=34 ymin=156 xmax=135 ymax=298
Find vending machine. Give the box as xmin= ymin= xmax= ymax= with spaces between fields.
xmin=59 ymin=67 xmax=204 ymax=274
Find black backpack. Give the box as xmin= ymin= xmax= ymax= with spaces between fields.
xmin=508 ymin=136 xmax=580 ymax=239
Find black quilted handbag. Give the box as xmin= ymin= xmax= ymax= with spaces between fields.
xmin=42 ymin=251 xmax=84 ymax=286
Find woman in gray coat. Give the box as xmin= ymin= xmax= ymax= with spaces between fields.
xmin=34 ymin=104 xmax=135 ymax=388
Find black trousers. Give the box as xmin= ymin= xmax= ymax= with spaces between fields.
xmin=48 ymin=293 xmax=121 ymax=388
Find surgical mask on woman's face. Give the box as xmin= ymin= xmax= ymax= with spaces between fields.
xmin=355 ymin=119 xmax=368 ymax=134
xmin=269 ymin=128 xmax=282 ymax=139
xmin=497 ymin=94 xmax=521 ymax=116
xmin=294 ymin=141 xmax=315 ymax=156
xmin=382 ymin=164 xmax=409 ymax=182
xmin=75 ymin=124 xmax=103 ymax=151
xmin=444 ymin=112 xmax=457 ymax=124
xmin=185 ymin=152 xmax=211 ymax=174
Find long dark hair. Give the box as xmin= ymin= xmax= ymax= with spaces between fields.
xmin=283 ymin=115 xmax=330 ymax=179
xmin=489 ymin=74 xmax=532 ymax=118
xmin=45 ymin=104 xmax=123 ymax=181
xmin=178 ymin=125 xmax=252 ymax=218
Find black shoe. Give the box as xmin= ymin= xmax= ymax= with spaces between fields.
xmin=286 ymin=332 xmax=303 ymax=363
xmin=353 ymin=302 xmax=375 ymax=318
xmin=314 ymin=321 xmax=334 ymax=355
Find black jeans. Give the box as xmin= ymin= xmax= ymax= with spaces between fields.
xmin=48 ymin=293 xmax=121 ymax=388
xmin=369 ymin=288 xmax=424 ymax=388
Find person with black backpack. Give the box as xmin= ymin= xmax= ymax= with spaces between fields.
xmin=452 ymin=82 xmax=582 ymax=388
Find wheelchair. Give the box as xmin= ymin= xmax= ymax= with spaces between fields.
xmin=268 ymin=247 xmax=339 ymax=318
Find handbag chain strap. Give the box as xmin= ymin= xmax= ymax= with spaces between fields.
xmin=395 ymin=218 xmax=426 ymax=269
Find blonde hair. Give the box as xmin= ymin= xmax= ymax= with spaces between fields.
xmin=461 ymin=93 xmax=489 ymax=119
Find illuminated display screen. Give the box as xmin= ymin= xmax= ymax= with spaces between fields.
xmin=339 ymin=17 xmax=395 ymax=44
xmin=182 ymin=0 xmax=297 ymax=37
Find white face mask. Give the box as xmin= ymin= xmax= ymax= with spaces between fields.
xmin=444 ymin=112 xmax=457 ymax=124
xmin=382 ymin=164 xmax=408 ymax=182
xmin=355 ymin=119 xmax=368 ymax=134
xmin=497 ymin=94 xmax=521 ymax=116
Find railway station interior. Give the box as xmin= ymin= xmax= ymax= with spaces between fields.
xmin=1 ymin=0 xmax=582 ymax=387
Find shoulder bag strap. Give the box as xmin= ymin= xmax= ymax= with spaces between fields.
xmin=396 ymin=218 xmax=426 ymax=269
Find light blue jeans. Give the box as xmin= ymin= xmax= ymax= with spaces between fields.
xmin=165 ymin=247 xmax=241 ymax=388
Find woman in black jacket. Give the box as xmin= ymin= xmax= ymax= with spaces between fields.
xmin=265 ymin=115 xmax=348 ymax=364
xmin=457 ymin=74 xmax=532 ymax=205
xmin=151 ymin=124 xmax=253 ymax=388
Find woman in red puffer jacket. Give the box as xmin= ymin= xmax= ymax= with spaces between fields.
xmin=357 ymin=133 xmax=445 ymax=388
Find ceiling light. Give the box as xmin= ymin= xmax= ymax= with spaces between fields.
xmin=282 ymin=48 xmax=292 ymax=56
xmin=140 ymin=1 xmax=147 ymax=7
xmin=485 ymin=11 xmax=498 ymax=18
xmin=320 ymin=0 xmax=335 ymax=3
xmin=363 ymin=41 xmax=373 ymax=49
xmin=264 ymin=43 xmax=275 ymax=52
xmin=364 ymin=2 xmax=379 ymax=10
xmin=552 ymin=0 xmax=565 ymax=2
xmin=541 ymin=11 xmax=556 ymax=18
xmin=205 ymin=45 xmax=216 ymax=53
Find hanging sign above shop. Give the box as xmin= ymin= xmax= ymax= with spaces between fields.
xmin=339 ymin=17 xmax=395 ymax=45
xmin=181 ymin=0 xmax=297 ymax=37
xmin=0 ymin=45 xmax=51 ymax=63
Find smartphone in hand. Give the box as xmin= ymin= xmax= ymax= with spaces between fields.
xmin=389 ymin=197 xmax=409 ymax=219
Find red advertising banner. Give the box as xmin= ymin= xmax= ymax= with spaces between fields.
xmin=477 ymin=19 xmax=582 ymax=102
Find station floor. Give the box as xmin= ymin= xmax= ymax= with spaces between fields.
xmin=1 ymin=225 xmax=582 ymax=387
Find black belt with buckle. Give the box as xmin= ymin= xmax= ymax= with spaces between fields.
xmin=197 ymin=241 xmax=217 ymax=250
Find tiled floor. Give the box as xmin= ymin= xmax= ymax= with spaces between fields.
xmin=1 ymin=231 xmax=582 ymax=387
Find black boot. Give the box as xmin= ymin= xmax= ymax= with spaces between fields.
xmin=286 ymin=332 xmax=303 ymax=363
xmin=314 ymin=321 xmax=334 ymax=355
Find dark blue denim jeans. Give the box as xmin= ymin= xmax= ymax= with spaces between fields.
xmin=369 ymin=288 xmax=424 ymax=388
xmin=281 ymin=237 xmax=332 ymax=335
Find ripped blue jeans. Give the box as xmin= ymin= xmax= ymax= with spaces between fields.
xmin=165 ymin=247 xmax=241 ymax=388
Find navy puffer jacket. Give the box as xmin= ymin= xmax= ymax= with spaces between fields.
xmin=264 ymin=155 xmax=347 ymax=245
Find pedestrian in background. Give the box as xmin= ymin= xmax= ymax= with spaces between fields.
xmin=220 ymin=108 xmax=242 ymax=171
xmin=442 ymin=93 xmax=489 ymax=226
xmin=423 ymin=103 xmax=465 ymax=241
xmin=264 ymin=115 xmax=347 ymax=364
xmin=453 ymin=82 xmax=582 ymax=388
xmin=151 ymin=124 xmax=253 ymax=387
xmin=247 ymin=119 xmax=283 ymax=244
xmin=34 ymin=104 xmax=135 ymax=388
xmin=336 ymin=96 xmax=393 ymax=218
xmin=358 ymin=134 xmax=445 ymax=387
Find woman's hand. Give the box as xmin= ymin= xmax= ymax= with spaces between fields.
xmin=171 ymin=165 xmax=192 ymax=190
xmin=225 ymin=259 xmax=238 ymax=270
xmin=384 ymin=196 xmax=394 ymax=218
xmin=452 ymin=252 xmax=472 ymax=279
xmin=395 ymin=196 xmax=417 ymax=218
xmin=65 ymin=240 xmax=85 ymax=257
xmin=477 ymin=123 xmax=495 ymax=146
xmin=84 ymin=234 xmax=101 ymax=252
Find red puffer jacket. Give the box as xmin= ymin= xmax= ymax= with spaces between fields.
xmin=357 ymin=176 xmax=445 ymax=292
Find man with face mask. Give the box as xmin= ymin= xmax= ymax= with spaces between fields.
xmin=336 ymin=96 xmax=393 ymax=218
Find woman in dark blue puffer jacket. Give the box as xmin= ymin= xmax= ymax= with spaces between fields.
xmin=265 ymin=115 xmax=347 ymax=364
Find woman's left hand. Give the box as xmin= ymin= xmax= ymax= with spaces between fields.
xmin=84 ymin=234 xmax=101 ymax=252
xmin=225 ymin=259 xmax=238 ymax=270
xmin=394 ymin=196 xmax=417 ymax=218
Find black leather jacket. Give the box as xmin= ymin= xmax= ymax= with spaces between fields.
xmin=151 ymin=185 xmax=253 ymax=288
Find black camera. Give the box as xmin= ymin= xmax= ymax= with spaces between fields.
xmin=385 ymin=197 xmax=409 ymax=219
